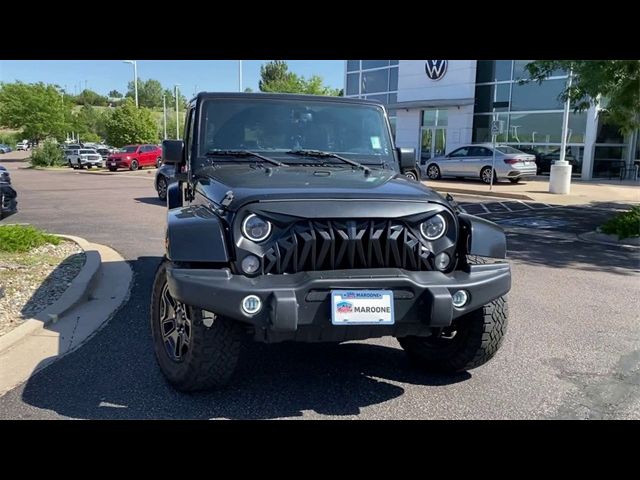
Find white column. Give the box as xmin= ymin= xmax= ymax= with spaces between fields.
xmin=581 ymin=102 xmax=599 ymax=180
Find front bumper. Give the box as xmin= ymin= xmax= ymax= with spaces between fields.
xmin=166 ymin=263 xmax=511 ymax=342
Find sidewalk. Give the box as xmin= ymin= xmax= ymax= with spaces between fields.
xmin=425 ymin=177 xmax=640 ymax=205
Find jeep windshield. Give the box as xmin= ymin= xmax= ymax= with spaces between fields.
xmin=195 ymin=97 xmax=394 ymax=172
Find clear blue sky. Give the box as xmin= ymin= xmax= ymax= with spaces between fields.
xmin=0 ymin=60 xmax=345 ymax=97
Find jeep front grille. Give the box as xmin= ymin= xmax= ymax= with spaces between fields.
xmin=263 ymin=220 xmax=433 ymax=274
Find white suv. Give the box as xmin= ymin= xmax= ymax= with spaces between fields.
xmin=65 ymin=149 xmax=103 ymax=169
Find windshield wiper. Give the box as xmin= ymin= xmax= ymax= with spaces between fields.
xmin=285 ymin=149 xmax=371 ymax=174
xmin=205 ymin=149 xmax=287 ymax=167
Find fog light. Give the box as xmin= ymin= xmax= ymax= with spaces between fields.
xmin=241 ymin=255 xmax=260 ymax=274
xmin=241 ymin=295 xmax=262 ymax=315
xmin=435 ymin=252 xmax=450 ymax=271
xmin=452 ymin=290 xmax=469 ymax=308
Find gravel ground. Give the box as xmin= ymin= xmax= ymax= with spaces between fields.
xmin=0 ymin=241 xmax=85 ymax=337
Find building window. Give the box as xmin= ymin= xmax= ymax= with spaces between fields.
xmin=513 ymin=60 xmax=566 ymax=81
xmin=476 ymin=60 xmax=513 ymax=83
xmin=510 ymin=78 xmax=566 ymax=111
xmin=595 ymin=118 xmax=625 ymax=144
xmin=474 ymin=84 xmax=510 ymax=112
xmin=472 ymin=113 xmax=509 ymax=143
xmin=506 ymin=112 xmax=587 ymax=144
xmin=362 ymin=60 xmax=389 ymax=70
xmin=422 ymin=109 xmax=448 ymax=127
xmin=362 ymin=69 xmax=389 ymax=94
xmin=593 ymin=146 xmax=628 ymax=178
xmin=346 ymin=73 xmax=359 ymax=96
xmin=345 ymin=61 xmax=398 ymax=102
xmin=389 ymin=67 xmax=399 ymax=91
xmin=347 ymin=60 xmax=360 ymax=72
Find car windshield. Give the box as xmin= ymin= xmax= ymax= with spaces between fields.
xmin=197 ymin=98 xmax=394 ymax=168
xmin=80 ymin=149 xmax=96 ymax=154
xmin=495 ymin=146 xmax=524 ymax=154
xmin=120 ymin=146 xmax=138 ymax=153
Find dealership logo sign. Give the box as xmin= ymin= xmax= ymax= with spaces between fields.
xmin=425 ymin=60 xmax=448 ymax=81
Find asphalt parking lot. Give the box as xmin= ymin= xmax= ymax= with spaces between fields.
xmin=1 ymin=159 xmax=639 ymax=419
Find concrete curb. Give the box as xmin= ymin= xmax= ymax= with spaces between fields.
xmin=0 ymin=234 xmax=101 ymax=355
xmin=577 ymin=231 xmax=640 ymax=250
xmin=430 ymin=186 xmax=535 ymax=201
xmin=0 ymin=239 xmax=133 ymax=396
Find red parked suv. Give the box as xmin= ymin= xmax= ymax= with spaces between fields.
xmin=107 ymin=144 xmax=162 ymax=171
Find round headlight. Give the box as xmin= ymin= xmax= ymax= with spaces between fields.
xmin=241 ymin=255 xmax=260 ymax=274
xmin=420 ymin=214 xmax=447 ymax=240
xmin=242 ymin=214 xmax=272 ymax=242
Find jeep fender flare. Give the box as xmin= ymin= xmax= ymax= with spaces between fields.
xmin=458 ymin=213 xmax=507 ymax=259
xmin=166 ymin=205 xmax=229 ymax=263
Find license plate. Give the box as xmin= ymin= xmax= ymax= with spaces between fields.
xmin=331 ymin=290 xmax=394 ymax=325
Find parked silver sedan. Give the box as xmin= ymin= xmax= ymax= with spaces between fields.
xmin=421 ymin=144 xmax=537 ymax=184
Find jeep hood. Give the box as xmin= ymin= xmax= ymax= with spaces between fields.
xmin=194 ymin=165 xmax=446 ymax=210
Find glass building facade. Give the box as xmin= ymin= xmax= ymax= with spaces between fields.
xmin=345 ymin=60 xmax=639 ymax=180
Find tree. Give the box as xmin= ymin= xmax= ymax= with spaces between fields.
xmin=163 ymin=112 xmax=186 ymax=140
xmin=75 ymin=105 xmax=109 ymax=140
xmin=244 ymin=87 xmax=254 ymax=93
xmin=108 ymin=90 xmax=123 ymax=98
xmin=127 ymin=79 xmax=164 ymax=108
xmin=164 ymin=88 xmax=188 ymax=110
xmin=0 ymin=82 xmax=71 ymax=142
xmin=258 ymin=60 xmax=341 ymax=96
xmin=524 ymin=60 xmax=640 ymax=133
xmin=75 ymin=89 xmax=108 ymax=106
xmin=105 ymin=98 xmax=158 ymax=147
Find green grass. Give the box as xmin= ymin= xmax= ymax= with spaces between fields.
xmin=600 ymin=206 xmax=640 ymax=240
xmin=0 ymin=225 xmax=61 ymax=253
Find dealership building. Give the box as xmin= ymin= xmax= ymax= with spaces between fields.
xmin=344 ymin=60 xmax=639 ymax=180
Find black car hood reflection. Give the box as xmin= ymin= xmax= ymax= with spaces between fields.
xmin=194 ymin=164 xmax=445 ymax=210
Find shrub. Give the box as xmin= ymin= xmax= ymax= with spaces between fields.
xmin=600 ymin=206 xmax=640 ymax=240
xmin=0 ymin=225 xmax=60 ymax=253
xmin=30 ymin=139 xmax=66 ymax=167
xmin=0 ymin=131 xmax=20 ymax=146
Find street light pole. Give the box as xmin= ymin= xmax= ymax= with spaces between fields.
xmin=163 ymin=95 xmax=167 ymax=140
xmin=175 ymin=84 xmax=181 ymax=140
xmin=549 ymin=68 xmax=573 ymax=194
xmin=238 ymin=60 xmax=242 ymax=92
xmin=123 ymin=60 xmax=138 ymax=108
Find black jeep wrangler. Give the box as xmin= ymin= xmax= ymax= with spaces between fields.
xmin=152 ymin=93 xmax=511 ymax=391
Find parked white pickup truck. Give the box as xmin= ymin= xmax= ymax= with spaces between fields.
xmin=65 ymin=148 xmax=103 ymax=169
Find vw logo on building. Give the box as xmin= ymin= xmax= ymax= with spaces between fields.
xmin=425 ymin=60 xmax=448 ymax=81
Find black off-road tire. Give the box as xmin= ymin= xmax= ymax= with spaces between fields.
xmin=156 ymin=175 xmax=168 ymax=201
xmin=398 ymin=254 xmax=508 ymax=372
xmin=398 ymin=296 xmax=508 ymax=373
xmin=403 ymin=169 xmax=418 ymax=181
xmin=150 ymin=260 xmax=246 ymax=391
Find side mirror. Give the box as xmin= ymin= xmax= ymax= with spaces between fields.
xmin=162 ymin=140 xmax=184 ymax=165
xmin=397 ymin=147 xmax=416 ymax=169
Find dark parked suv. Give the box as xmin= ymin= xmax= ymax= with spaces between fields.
xmin=152 ymin=93 xmax=511 ymax=391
